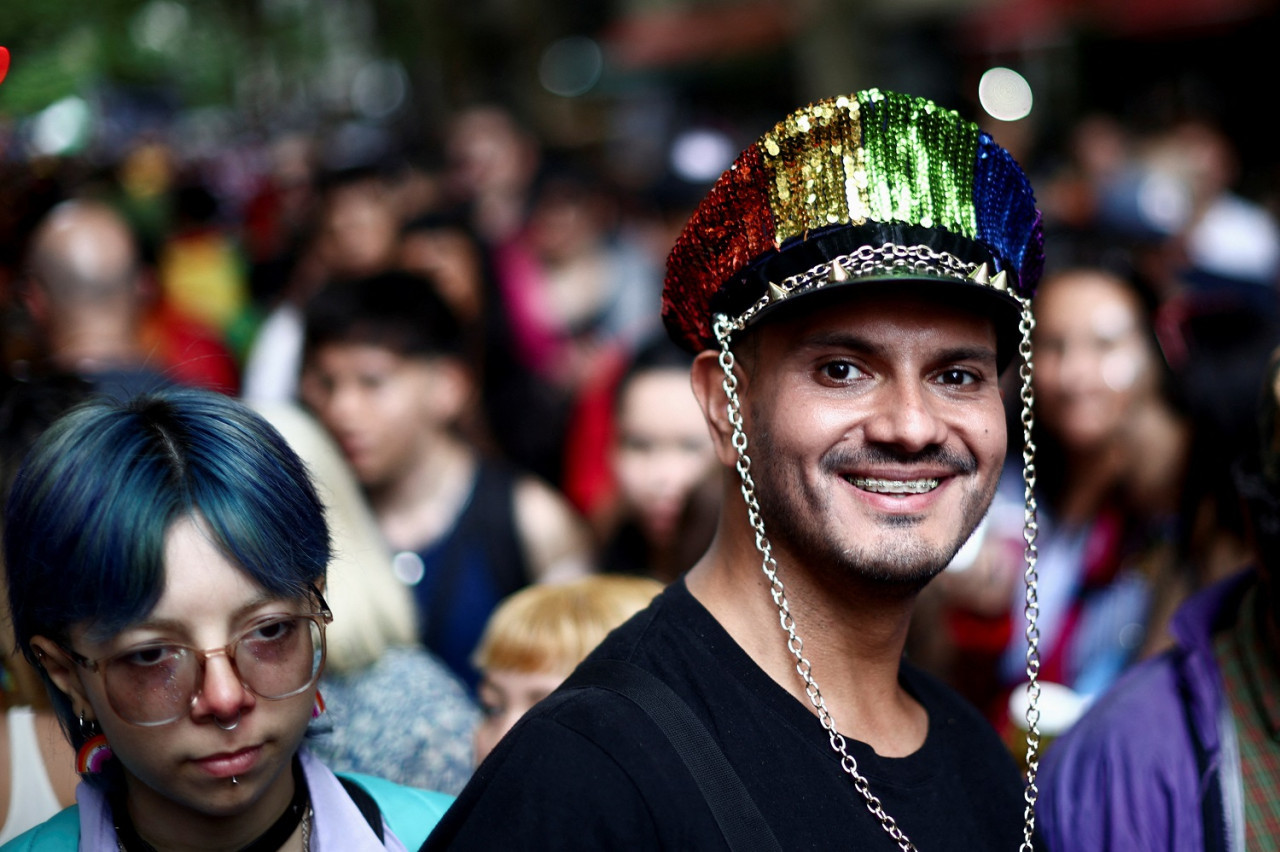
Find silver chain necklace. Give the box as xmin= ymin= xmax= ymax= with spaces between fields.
xmin=712 ymin=299 xmax=1041 ymax=851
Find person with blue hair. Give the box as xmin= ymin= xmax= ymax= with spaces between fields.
xmin=2 ymin=389 xmax=451 ymax=851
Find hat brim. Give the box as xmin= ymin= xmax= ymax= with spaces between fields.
xmin=710 ymin=222 xmax=1024 ymax=370
xmin=741 ymin=273 xmax=1023 ymax=372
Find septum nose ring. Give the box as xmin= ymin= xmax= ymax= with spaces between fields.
xmin=215 ymin=713 xmax=241 ymax=731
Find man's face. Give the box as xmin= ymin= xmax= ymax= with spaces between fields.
xmin=738 ymin=290 xmax=1006 ymax=589
xmin=300 ymin=343 xmax=449 ymax=490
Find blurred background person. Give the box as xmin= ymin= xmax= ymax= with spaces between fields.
xmin=241 ymin=167 xmax=403 ymax=404
xmin=156 ymin=177 xmax=255 ymax=362
xmin=930 ymin=262 xmax=1195 ymax=722
xmin=441 ymin=105 xmax=541 ymax=247
xmin=300 ymin=271 xmax=592 ymax=690
xmin=397 ymin=209 xmax=531 ymax=458
xmin=588 ymin=334 xmax=718 ymax=582
xmin=0 ymin=375 xmax=87 ymax=842
xmin=253 ymin=402 xmax=480 ymax=795
xmin=1037 ymin=344 xmax=1280 ymax=852
xmin=21 ymin=199 xmax=237 ymax=399
xmin=470 ymin=575 xmax=662 ymax=764
xmin=489 ymin=161 xmax=663 ymax=487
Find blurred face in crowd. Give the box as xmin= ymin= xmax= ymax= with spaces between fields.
xmin=1033 ymin=270 xmax=1156 ymax=452
xmin=473 ymin=668 xmax=566 ymax=765
xmin=316 ymin=183 xmax=399 ymax=280
xmin=526 ymin=183 xmax=611 ymax=266
xmin=399 ymin=227 xmax=485 ymax=323
xmin=445 ymin=107 xmax=537 ymax=199
xmin=300 ymin=344 xmax=465 ymax=490
xmin=612 ymin=367 xmax=715 ymax=548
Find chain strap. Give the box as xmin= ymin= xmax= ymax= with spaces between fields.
xmin=1016 ymin=297 xmax=1042 ymax=852
xmin=714 ymin=316 xmax=918 ymax=852
xmin=729 ymin=244 xmax=985 ymax=332
xmin=712 ymin=302 xmax=1042 ymax=851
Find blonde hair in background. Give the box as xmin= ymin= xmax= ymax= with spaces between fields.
xmin=473 ymin=575 xmax=662 ymax=676
xmin=252 ymin=403 xmax=416 ymax=673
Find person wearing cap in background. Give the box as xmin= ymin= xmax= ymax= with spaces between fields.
xmin=1038 ymin=347 xmax=1280 ymax=852
xmin=422 ymin=89 xmax=1045 ymax=851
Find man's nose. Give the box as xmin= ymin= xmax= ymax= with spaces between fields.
xmin=862 ymin=379 xmax=949 ymax=452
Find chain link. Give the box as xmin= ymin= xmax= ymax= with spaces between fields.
xmin=1017 ymin=298 xmax=1042 ymax=852
xmin=712 ymin=302 xmax=1041 ymax=851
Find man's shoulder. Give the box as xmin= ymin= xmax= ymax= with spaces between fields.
xmin=422 ymin=585 xmax=736 ymax=850
xmin=421 ymin=682 xmax=688 ymax=850
xmin=506 ymin=588 xmax=682 ymax=735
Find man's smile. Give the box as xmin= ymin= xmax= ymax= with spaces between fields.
xmin=846 ymin=476 xmax=941 ymax=495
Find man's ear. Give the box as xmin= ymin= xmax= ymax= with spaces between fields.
xmin=29 ymin=637 xmax=94 ymax=720
xmin=691 ymin=350 xmax=745 ymax=468
xmin=422 ymin=357 xmax=473 ymax=424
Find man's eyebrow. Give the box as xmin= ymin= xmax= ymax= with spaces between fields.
xmin=797 ymin=334 xmax=998 ymax=366
xmin=796 ymin=331 xmax=879 ymax=353
xmin=934 ymin=345 xmax=999 ymax=366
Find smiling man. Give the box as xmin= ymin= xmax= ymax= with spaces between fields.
xmin=424 ymin=89 xmax=1044 ymax=851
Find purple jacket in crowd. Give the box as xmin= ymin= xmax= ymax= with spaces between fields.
xmin=1039 ymin=570 xmax=1253 ymax=852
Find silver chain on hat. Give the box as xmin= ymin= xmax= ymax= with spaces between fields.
xmin=1016 ymin=297 xmax=1043 ymax=852
xmin=711 ymin=296 xmax=1041 ymax=851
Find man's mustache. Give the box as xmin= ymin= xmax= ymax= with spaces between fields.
xmin=821 ymin=445 xmax=978 ymax=476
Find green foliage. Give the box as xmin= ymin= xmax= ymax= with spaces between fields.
xmin=0 ymin=0 xmax=328 ymax=117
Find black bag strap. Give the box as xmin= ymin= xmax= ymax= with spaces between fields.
xmin=562 ymin=659 xmax=783 ymax=852
xmin=338 ymin=775 xmax=386 ymax=843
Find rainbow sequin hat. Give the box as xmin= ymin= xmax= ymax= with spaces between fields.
xmin=662 ymin=89 xmax=1044 ymax=358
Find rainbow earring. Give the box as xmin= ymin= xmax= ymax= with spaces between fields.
xmin=76 ymin=713 xmax=113 ymax=775
xmin=311 ymin=691 xmax=326 ymax=719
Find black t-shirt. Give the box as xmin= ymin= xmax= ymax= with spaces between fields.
xmin=424 ymin=580 xmax=1026 ymax=850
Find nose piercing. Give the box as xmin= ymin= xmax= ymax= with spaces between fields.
xmin=216 ymin=713 xmax=241 ymax=731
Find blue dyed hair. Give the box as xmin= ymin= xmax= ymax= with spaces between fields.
xmin=3 ymin=389 xmax=330 ymax=754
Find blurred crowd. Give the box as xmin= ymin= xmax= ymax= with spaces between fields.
xmin=2 ymin=91 xmax=1280 ymax=831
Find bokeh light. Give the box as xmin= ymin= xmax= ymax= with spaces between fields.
xmin=538 ymin=36 xmax=603 ymax=98
xmin=978 ymin=67 xmax=1033 ymax=122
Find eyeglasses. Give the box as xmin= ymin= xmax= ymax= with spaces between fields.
xmin=60 ymin=604 xmax=332 ymax=727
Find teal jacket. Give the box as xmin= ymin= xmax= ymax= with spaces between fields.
xmin=2 ymin=755 xmax=452 ymax=851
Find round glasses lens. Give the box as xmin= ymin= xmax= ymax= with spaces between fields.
xmin=235 ymin=616 xmax=322 ymax=699
xmin=102 ymin=646 xmax=196 ymax=725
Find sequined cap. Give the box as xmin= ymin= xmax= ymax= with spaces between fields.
xmin=662 ymin=89 xmax=1044 ymax=352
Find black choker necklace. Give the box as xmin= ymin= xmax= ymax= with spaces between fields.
xmin=112 ymin=758 xmax=310 ymax=852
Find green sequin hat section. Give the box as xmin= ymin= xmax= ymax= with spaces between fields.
xmin=662 ymin=90 xmax=1045 ymax=353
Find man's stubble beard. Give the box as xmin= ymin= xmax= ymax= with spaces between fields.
xmin=748 ymin=426 xmax=1000 ymax=593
